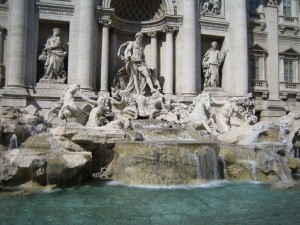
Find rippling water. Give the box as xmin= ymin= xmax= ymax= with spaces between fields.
xmin=0 ymin=181 xmax=300 ymax=225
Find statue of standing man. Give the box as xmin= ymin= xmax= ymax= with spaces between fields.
xmin=117 ymin=32 xmax=160 ymax=95
xmin=202 ymin=41 xmax=227 ymax=88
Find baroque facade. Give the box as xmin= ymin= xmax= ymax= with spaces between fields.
xmin=0 ymin=0 xmax=299 ymax=121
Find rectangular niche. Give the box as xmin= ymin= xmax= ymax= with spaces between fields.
xmin=36 ymin=20 xmax=70 ymax=83
xmin=201 ymin=35 xmax=225 ymax=88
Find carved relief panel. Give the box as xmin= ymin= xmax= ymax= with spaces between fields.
xmin=201 ymin=0 xmax=224 ymax=17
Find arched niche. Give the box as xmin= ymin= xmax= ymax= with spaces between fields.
xmin=101 ymin=0 xmax=174 ymax=15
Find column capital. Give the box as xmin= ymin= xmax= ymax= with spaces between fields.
xmin=98 ymin=18 xmax=112 ymax=27
xmin=163 ymin=25 xmax=179 ymax=33
xmin=147 ymin=30 xmax=158 ymax=39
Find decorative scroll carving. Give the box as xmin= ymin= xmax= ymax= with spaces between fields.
xmin=147 ymin=31 xmax=157 ymax=38
xmin=163 ymin=25 xmax=179 ymax=33
xmin=99 ymin=19 xmax=112 ymax=27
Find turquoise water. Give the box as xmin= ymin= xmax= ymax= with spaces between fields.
xmin=0 ymin=181 xmax=300 ymax=225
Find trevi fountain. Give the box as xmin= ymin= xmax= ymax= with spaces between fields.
xmin=0 ymin=1 xmax=300 ymax=223
xmin=0 ymin=31 xmax=299 ymax=224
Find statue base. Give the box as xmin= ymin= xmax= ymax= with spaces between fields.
xmin=39 ymin=78 xmax=66 ymax=84
xmin=202 ymin=87 xmax=229 ymax=100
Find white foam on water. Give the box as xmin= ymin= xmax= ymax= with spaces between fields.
xmin=106 ymin=180 xmax=231 ymax=190
xmin=42 ymin=188 xmax=63 ymax=193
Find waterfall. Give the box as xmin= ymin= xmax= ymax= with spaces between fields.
xmin=8 ymin=134 xmax=18 ymax=149
xmin=194 ymin=147 xmax=220 ymax=181
xmin=113 ymin=141 xmax=220 ymax=185
xmin=220 ymin=157 xmax=229 ymax=180
xmin=236 ymin=148 xmax=260 ymax=181
xmin=46 ymin=161 xmax=60 ymax=186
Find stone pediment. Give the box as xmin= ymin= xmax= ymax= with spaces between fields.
xmin=279 ymin=48 xmax=300 ymax=57
xmin=249 ymin=43 xmax=268 ymax=54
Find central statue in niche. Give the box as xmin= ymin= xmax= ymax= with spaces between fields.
xmin=113 ymin=32 xmax=160 ymax=95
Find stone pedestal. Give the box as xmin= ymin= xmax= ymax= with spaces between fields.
xmin=260 ymin=100 xmax=286 ymax=121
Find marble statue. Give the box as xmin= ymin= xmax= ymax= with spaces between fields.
xmin=210 ymin=97 xmax=239 ymax=133
xmin=202 ymin=0 xmax=221 ymax=16
xmin=202 ymin=41 xmax=227 ymax=88
xmin=116 ymin=32 xmax=160 ymax=95
xmin=45 ymin=84 xmax=89 ymax=125
xmin=38 ymin=28 xmax=67 ymax=83
xmin=77 ymin=93 xmax=112 ymax=127
xmin=188 ymin=93 xmax=214 ymax=133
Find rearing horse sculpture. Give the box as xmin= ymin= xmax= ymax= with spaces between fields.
xmin=188 ymin=93 xmax=213 ymax=133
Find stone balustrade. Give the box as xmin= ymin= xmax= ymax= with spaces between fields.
xmin=279 ymin=82 xmax=300 ymax=92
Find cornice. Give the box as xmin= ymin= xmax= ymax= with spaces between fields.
xmin=200 ymin=19 xmax=229 ymax=32
xmin=36 ymin=2 xmax=74 ymax=16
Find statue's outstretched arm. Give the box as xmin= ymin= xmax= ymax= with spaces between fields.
xmin=77 ymin=91 xmax=97 ymax=105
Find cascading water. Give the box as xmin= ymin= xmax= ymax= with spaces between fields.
xmin=8 ymin=133 xmax=18 ymax=149
xmin=236 ymin=148 xmax=260 ymax=181
xmin=194 ymin=148 xmax=220 ymax=180
xmin=112 ymin=141 xmax=220 ymax=185
xmin=220 ymin=157 xmax=229 ymax=180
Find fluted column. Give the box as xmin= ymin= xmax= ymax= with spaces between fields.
xmin=76 ymin=0 xmax=94 ymax=90
xmin=181 ymin=0 xmax=198 ymax=95
xmin=6 ymin=0 xmax=28 ymax=88
xmin=148 ymin=31 xmax=158 ymax=81
xmin=164 ymin=26 xmax=177 ymax=95
xmin=0 ymin=27 xmax=6 ymax=85
xmin=229 ymin=0 xmax=248 ymax=96
xmin=99 ymin=19 xmax=111 ymax=95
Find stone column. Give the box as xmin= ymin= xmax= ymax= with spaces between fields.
xmin=265 ymin=3 xmax=279 ymax=100
xmin=76 ymin=0 xmax=94 ymax=90
xmin=229 ymin=0 xmax=248 ymax=96
xmin=99 ymin=19 xmax=111 ymax=95
xmin=180 ymin=0 xmax=198 ymax=95
xmin=6 ymin=0 xmax=28 ymax=88
xmin=163 ymin=26 xmax=177 ymax=95
xmin=0 ymin=27 xmax=6 ymax=86
xmin=110 ymin=29 xmax=118 ymax=83
xmin=148 ymin=31 xmax=158 ymax=81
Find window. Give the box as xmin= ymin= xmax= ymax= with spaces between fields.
xmin=249 ymin=0 xmax=260 ymax=13
xmin=283 ymin=0 xmax=292 ymax=17
xmin=250 ymin=57 xmax=261 ymax=80
xmin=284 ymin=60 xmax=293 ymax=82
xmin=279 ymin=48 xmax=300 ymax=84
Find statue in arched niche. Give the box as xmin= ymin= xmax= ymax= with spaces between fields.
xmin=38 ymin=28 xmax=67 ymax=83
xmin=112 ymin=32 xmax=161 ymax=96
